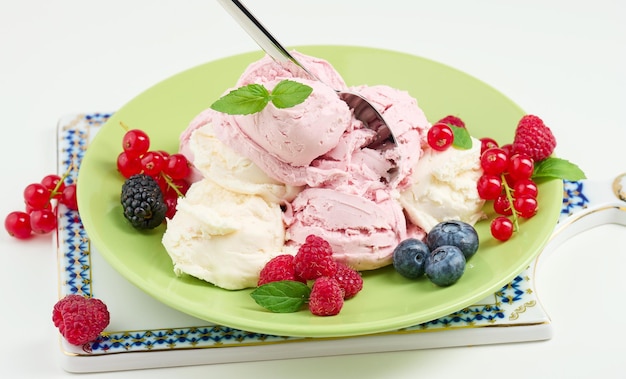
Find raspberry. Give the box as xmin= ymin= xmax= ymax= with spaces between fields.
xmin=308 ymin=277 xmax=344 ymax=316
xmin=257 ymin=254 xmax=305 ymax=286
xmin=512 ymin=115 xmax=556 ymax=161
xmin=436 ymin=115 xmax=465 ymax=128
xmin=333 ymin=262 xmax=363 ymax=299
xmin=52 ymin=294 xmax=110 ymax=345
xmin=293 ymin=235 xmax=337 ymax=280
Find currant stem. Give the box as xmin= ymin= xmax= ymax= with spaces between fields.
xmin=120 ymin=121 xmax=130 ymax=132
xmin=160 ymin=172 xmax=185 ymax=198
xmin=500 ymin=173 xmax=520 ymax=232
xmin=50 ymin=164 xmax=75 ymax=199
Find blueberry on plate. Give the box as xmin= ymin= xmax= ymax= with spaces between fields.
xmin=426 ymin=220 xmax=479 ymax=260
xmin=425 ymin=245 xmax=466 ymax=287
xmin=392 ymin=238 xmax=430 ymax=279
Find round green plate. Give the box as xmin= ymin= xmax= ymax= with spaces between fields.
xmin=77 ymin=46 xmax=562 ymax=338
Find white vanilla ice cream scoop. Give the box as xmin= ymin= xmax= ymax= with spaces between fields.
xmin=162 ymin=178 xmax=287 ymax=290
xmin=399 ymin=136 xmax=486 ymax=233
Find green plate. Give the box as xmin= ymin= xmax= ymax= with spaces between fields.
xmin=77 ymin=46 xmax=562 ymax=338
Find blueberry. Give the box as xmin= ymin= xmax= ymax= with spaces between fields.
xmin=425 ymin=245 xmax=466 ymax=286
xmin=392 ymin=238 xmax=430 ymax=279
xmin=426 ymin=221 xmax=479 ymax=260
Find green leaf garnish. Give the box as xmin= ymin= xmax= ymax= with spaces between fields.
xmin=532 ymin=157 xmax=587 ymax=181
xmin=450 ymin=125 xmax=472 ymax=150
xmin=270 ymin=79 xmax=313 ymax=108
xmin=210 ymin=80 xmax=312 ymax=115
xmin=250 ymin=280 xmax=311 ymax=313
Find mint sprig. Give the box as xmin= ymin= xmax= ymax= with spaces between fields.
xmin=532 ymin=157 xmax=587 ymax=181
xmin=450 ymin=125 xmax=472 ymax=150
xmin=250 ymin=280 xmax=311 ymax=313
xmin=210 ymin=79 xmax=313 ymax=115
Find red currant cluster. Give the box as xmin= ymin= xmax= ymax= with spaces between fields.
xmin=116 ymin=123 xmax=191 ymax=218
xmin=4 ymin=171 xmax=78 ymax=239
xmin=476 ymin=141 xmax=538 ymax=241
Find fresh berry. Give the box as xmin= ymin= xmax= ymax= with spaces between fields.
xmin=507 ymin=153 xmax=534 ymax=181
xmin=425 ymin=245 xmax=466 ymax=287
xmin=332 ymin=262 xmax=363 ymax=299
xmin=426 ymin=221 xmax=479 ymax=261
xmin=512 ymin=178 xmax=538 ymax=198
xmin=480 ymin=137 xmax=499 ymax=154
xmin=493 ymin=194 xmax=513 ymax=216
xmin=436 ymin=115 xmax=465 ymax=128
xmin=427 ymin=123 xmax=454 ymax=151
xmin=392 ymin=238 xmax=430 ymax=279
xmin=476 ymin=174 xmax=502 ymax=200
xmin=4 ymin=211 xmax=32 ymax=239
xmin=258 ymin=254 xmax=305 ymax=286
xmin=480 ymin=148 xmax=508 ymax=175
xmin=120 ymin=174 xmax=167 ymax=230
xmin=41 ymin=174 xmax=65 ymax=199
xmin=293 ymin=235 xmax=337 ymax=280
xmin=491 ymin=216 xmax=514 ymax=241
xmin=60 ymin=184 xmax=78 ymax=211
xmin=116 ymin=151 xmax=142 ymax=178
xmin=308 ymin=277 xmax=344 ymax=316
xmin=140 ymin=151 xmax=166 ymax=177
xmin=23 ymin=183 xmax=50 ymax=210
xmin=513 ymin=195 xmax=538 ymax=218
xmin=512 ymin=115 xmax=556 ymax=161
xmin=122 ymin=128 xmax=150 ymax=159
xmin=52 ymin=294 xmax=110 ymax=345
xmin=29 ymin=209 xmax=57 ymax=234
xmin=164 ymin=154 xmax=191 ymax=180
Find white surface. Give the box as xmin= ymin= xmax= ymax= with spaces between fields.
xmin=0 ymin=0 xmax=624 ymax=378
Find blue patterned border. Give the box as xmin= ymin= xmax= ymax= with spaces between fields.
xmin=56 ymin=113 xmax=562 ymax=354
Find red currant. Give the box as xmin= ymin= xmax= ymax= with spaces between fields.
xmin=60 ymin=184 xmax=78 ymax=211
xmin=41 ymin=174 xmax=65 ymax=199
xmin=476 ymin=174 xmax=503 ymax=200
xmin=5 ymin=211 xmax=32 ymax=239
xmin=512 ymin=178 xmax=538 ymax=198
xmin=491 ymin=216 xmax=514 ymax=242
xmin=24 ymin=183 xmax=50 ymax=210
xmin=479 ymin=137 xmax=499 ymax=154
xmin=164 ymin=194 xmax=178 ymax=219
xmin=493 ymin=194 xmax=513 ymax=216
xmin=140 ymin=151 xmax=166 ymax=176
xmin=500 ymin=143 xmax=514 ymax=157
xmin=513 ymin=195 xmax=538 ymax=218
xmin=480 ymin=148 xmax=508 ymax=175
xmin=427 ymin=123 xmax=454 ymax=151
xmin=117 ymin=151 xmax=142 ymax=178
xmin=165 ymin=154 xmax=191 ymax=180
xmin=508 ymin=154 xmax=534 ymax=181
xmin=30 ymin=209 xmax=57 ymax=234
xmin=122 ymin=129 xmax=150 ymax=159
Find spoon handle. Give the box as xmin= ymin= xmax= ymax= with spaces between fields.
xmin=217 ymin=0 xmax=293 ymax=64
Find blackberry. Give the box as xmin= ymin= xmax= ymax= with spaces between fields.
xmin=120 ymin=174 xmax=167 ymax=229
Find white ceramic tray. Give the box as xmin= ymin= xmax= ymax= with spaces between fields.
xmin=54 ymin=112 xmax=626 ymax=373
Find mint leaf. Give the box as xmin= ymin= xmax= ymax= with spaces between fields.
xmin=270 ymin=80 xmax=313 ymax=109
xmin=210 ymin=84 xmax=271 ymax=115
xmin=250 ymin=280 xmax=311 ymax=313
xmin=450 ymin=125 xmax=472 ymax=150
xmin=533 ymin=157 xmax=587 ymax=181
xmin=210 ymin=80 xmax=313 ymax=115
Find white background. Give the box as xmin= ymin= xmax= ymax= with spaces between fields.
xmin=0 ymin=0 xmax=625 ymax=377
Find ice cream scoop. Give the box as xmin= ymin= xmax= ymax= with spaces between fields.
xmin=217 ymin=0 xmax=399 ymax=161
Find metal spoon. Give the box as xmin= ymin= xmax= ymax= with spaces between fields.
xmin=216 ymin=0 xmax=398 ymax=151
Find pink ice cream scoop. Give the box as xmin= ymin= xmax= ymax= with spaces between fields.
xmin=284 ymin=187 xmax=422 ymax=271
xmin=213 ymin=78 xmax=352 ymax=186
xmin=236 ymin=51 xmax=348 ymax=91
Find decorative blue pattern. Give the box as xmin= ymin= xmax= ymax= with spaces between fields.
xmin=56 ymin=113 xmax=565 ymax=354
xmin=561 ymin=180 xmax=590 ymax=219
